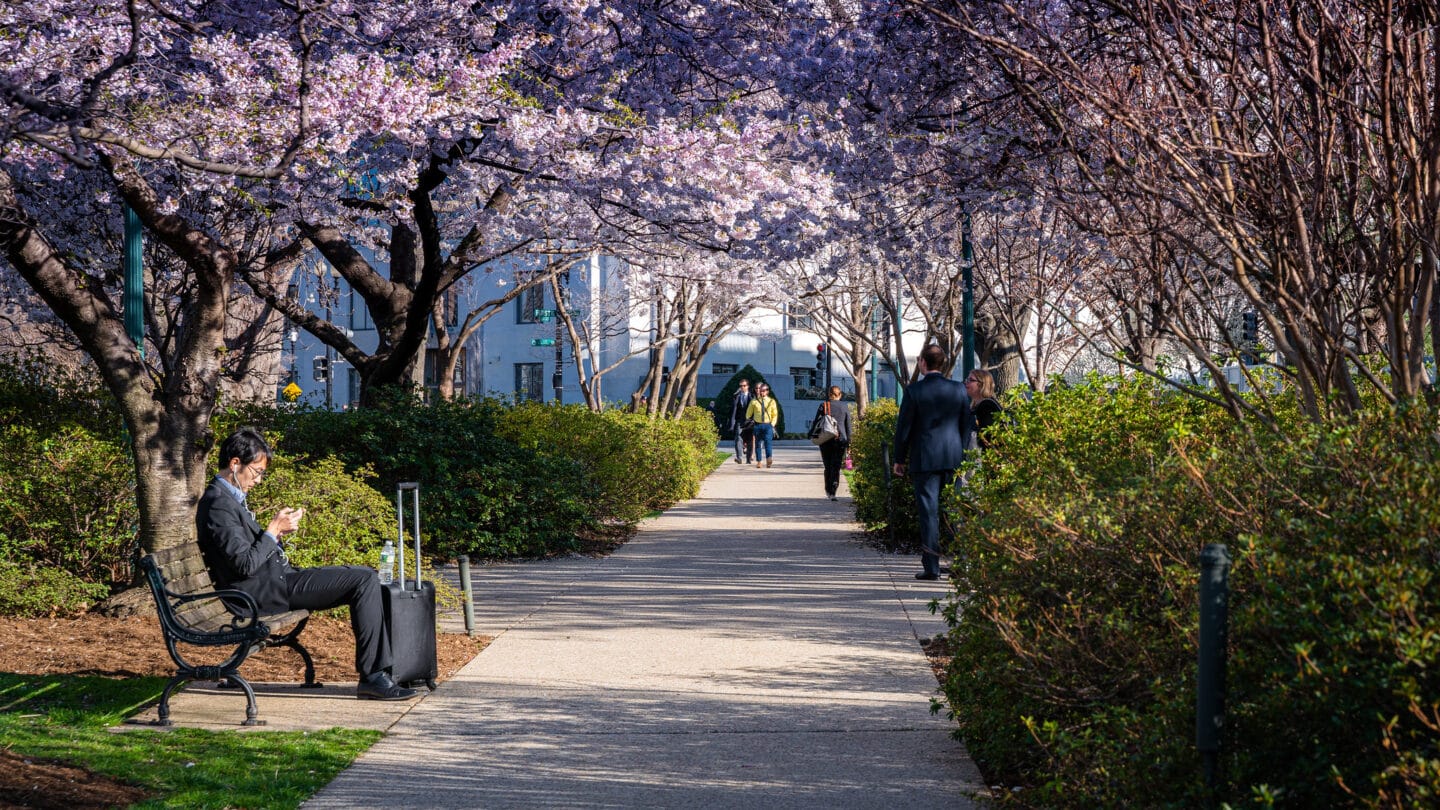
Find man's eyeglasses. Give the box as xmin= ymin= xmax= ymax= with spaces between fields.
xmin=245 ymin=463 xmax=267 ymax=482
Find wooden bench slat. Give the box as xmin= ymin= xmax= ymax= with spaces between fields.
xmin=164 ymin=571 xmax=216 ymax=597
xmin=150 ymin=543 xmax=206 ymax=567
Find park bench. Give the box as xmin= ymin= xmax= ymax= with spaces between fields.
xmin=139 ymin=541 xmax=317 ymax=726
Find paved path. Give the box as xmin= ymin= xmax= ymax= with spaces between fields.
xmin=307 ymin=446 xmax=984 ymax=809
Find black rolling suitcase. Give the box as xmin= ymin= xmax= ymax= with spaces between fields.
xmin=383 ymin=482 xmax=438 ymax=690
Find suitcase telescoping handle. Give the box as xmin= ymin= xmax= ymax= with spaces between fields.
xmin=395 ymin=482 xmax=422 ymax=590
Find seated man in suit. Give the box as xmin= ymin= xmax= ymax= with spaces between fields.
xmin=197 ymin=426 xmax=416 ymax=700
xmin=892 ymin=344 xmax=973 ymax=580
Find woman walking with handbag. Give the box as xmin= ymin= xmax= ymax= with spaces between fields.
xmin=812 ymin=386 xmax=853 ymax=500
xmin=745 ymin=382 xmax=780 ymax=468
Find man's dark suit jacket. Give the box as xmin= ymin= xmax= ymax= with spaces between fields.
xmin=196 ymin=479 xmax=297 ymax=614
xmin=893 ymin=371 xmax=973 ymax=473
xmin=729 ymin=390 xmax=754 ymax=432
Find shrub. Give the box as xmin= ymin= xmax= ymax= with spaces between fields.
xmin=0 ymin=563 xmax=109 ymax=616
xmin=245 ymin=455 xmax=394 ymax=570
xmin=0 ymin=356 xmax=121 ymax=437
xmin=230 ymin=393 xmax=597 ymax=561
xmin=0 ymin=423 xmax=137 ymax=589
xmin=847 ymin=398 xmax=920 ymax=551
xmin=942 ymin=377 xmax=1440 ymax=808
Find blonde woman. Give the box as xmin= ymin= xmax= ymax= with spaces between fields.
xmin=744 ymin=382 xmax=779 ymax=468
xmin=964 ymin=368 xmax=1002 ymax=450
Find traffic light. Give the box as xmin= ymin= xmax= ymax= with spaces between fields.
xmin=312 ymin=356 xmax=329 ymax=381
xmin=1240 ymin=311 xmax=1259 ymax=365
xmin=816 ymin=343 xmax=827 ymax=373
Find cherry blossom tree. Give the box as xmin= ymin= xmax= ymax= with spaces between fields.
xmin=0 ymin=0 xmax=845 ymax=556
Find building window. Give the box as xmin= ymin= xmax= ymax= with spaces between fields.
xmin=515 ymin=362 xmax=544 ymax=402
xmin=443 ymin=288 xmax=460 ymax=327
xmin=350 ymin=289 xmax=374 ymax=331
xmin=791 ymin=367 xmax=822 ymax=399
xmin=786 ymin=302 xmax=816 ymax=332
xmin=516 ymin=276 xmax=545 ymax=324
xmin=425 ymin=348 xmax=467 ymax=395
xmin=347 ymin=368 xmax=361 ymax=406
xmin=712 ymin=363 xmax=738 ymax=375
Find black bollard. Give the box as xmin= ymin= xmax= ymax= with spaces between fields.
xmin=1197 ymin=543 xmax=1231 ymax=796
xmin=881 ymin=441 xmax=895 ymax=546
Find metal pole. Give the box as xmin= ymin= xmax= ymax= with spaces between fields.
xmin=881 ymin=440 xmax=894 ymax=547
xmin=825 ymin=333 xmax=833 ymax=391
xmin=553 ymin=272 xmax=565 ymax=403
xmin=1197 ymin=543 xmax=1232 ymax=798
xmin=961 ymin=202 xmax=976 ymax=378
xmin=869 ymin=303 xmax=879 ymax=403
xmin=458 ymin=555 xmax=476 ymax=637
xmin=324 ymin=277 xmax=334 ymax=410
xmin=123 ymin=204 xmax=144 ymax=357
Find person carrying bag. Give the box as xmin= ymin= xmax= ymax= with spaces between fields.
xmin=812 ymin=386 xmax=852 ymax=500
xmin=810 ymin=400 xmax=839 ymax=446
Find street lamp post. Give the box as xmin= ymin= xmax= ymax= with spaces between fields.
xmin=123 ymin=204 xmax=144 ymax=357
xmin=961 ymin=202 xmax=976 ymax=378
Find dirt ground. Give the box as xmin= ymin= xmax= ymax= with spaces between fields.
xmin=0 ymin=615 xmax=488 ymax=808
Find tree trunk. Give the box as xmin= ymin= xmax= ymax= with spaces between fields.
xmin=0 ymin=167 xmax=229 ymax=556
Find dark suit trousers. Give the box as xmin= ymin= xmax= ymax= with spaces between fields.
xmin=820 ymin=440 xmax=847 ymax=496
xmin=286 ymin=565 xmax=390 ymax=678
xmin=912 ymin=470 xmax=954 ymax=576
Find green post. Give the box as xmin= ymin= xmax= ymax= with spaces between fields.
xmin=869 ymin=303 xmax=879 ymax=403
xmin=123 ymin=203 xmax=145 ymax=358
xmin=961 ymin=203 xmax=975 ymax=378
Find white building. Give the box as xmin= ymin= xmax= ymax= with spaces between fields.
xmin=281 ymin=253 xmax=915 ymax=431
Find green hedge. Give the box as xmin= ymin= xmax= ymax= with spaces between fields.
xmin=944 ymin=376 xmax=1440 ymax=807
xmin=1 ymin=356 xmax=724 ymax=614
xmin=496 ymin=402 xmax=718 ymax=517
xmin=228 ymin=393 xmax=597 ymax=561
xmin=234 ymin=393 xmax=721 ymax=561
xmin=848 ymin=398 xmax=920 ymax=551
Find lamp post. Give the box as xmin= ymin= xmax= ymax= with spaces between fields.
xmin=123 ymin=204 xmax=144 ymax=357
xmin=864 ymin=299 xmax=875 ymax=403
xmin=961 ymin=202 xmax=976 ymax=378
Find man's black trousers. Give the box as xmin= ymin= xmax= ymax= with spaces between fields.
xmin=285 ymin=565 xmax=390 ymax=678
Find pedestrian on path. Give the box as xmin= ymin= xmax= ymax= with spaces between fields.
xmin=728 ymin=378 xmax=755 ymax=465
xmin=892 ymin=345 xmax=973 ymax=580
xmin=745 ymin=381 xmax=780 ymax=468
xmin=965 ymin=368 xmax=1003 ymax=451
xmin=811 ymin=385 xmax=852 ymax=500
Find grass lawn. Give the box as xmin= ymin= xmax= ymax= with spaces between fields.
xmin=0 ymin=673 xmax=380 ymax=809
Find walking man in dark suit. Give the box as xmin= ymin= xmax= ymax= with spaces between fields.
xmin=892 ymin=345 xmax=973 ymax=580
xmin=728 ymin=378 xmax=755 ymax=464
xmin=196 ymin=427 xmax=416 ymax=700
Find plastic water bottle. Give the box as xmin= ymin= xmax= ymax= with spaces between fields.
xmin=378 ymin=541 xmax=395 ymax=585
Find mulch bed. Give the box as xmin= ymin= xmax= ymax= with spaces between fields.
xmin=0 ymin=614 xmax=488 ymax=808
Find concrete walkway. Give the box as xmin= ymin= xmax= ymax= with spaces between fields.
xmin=306 ymin=446 xmax=984 ymax=809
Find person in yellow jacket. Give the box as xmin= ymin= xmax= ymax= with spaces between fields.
xmin=744 ymin=382 xmax=780 ymax=468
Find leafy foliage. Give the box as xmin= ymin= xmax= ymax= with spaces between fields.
xmin=943 ymin=376 xmax=1440 ymax=807
xmin=495 ymin=402 xmax=716 ymax=526
xmin=0 ymin=423 xmax=137 ymax=586
xmin=847 ymin=398 xmax=919 ymax=552
xmin=245 ymin=455 xmax=393 ymax=570
xmin=0 ymin=563 xmax=110 ymax=616
xmin=228 ymin=393 xmax=591 ymax=560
